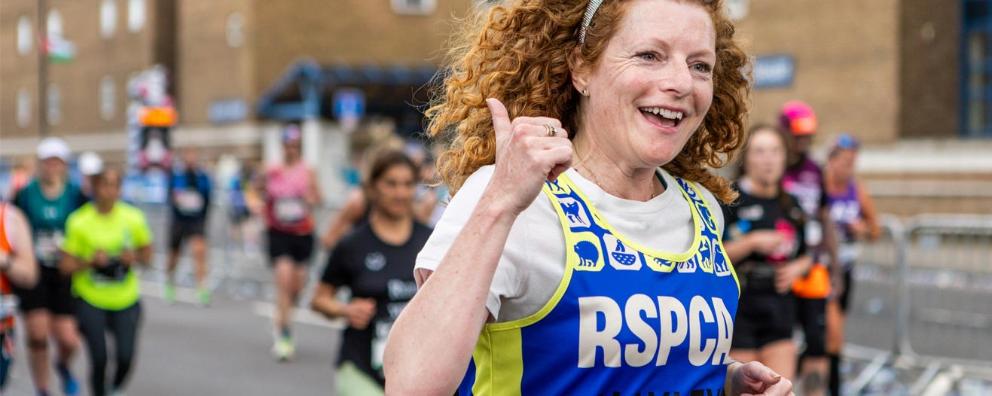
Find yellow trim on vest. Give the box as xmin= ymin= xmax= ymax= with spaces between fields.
xmin=486 ymin=183 xmax=577 ymax=331
xmin=471 ymin=328 xmax=525 ymax=396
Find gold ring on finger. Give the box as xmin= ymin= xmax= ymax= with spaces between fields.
xmin=544 ymin=124 xmax=557 ymax=137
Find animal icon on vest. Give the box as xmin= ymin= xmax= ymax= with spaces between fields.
xmin=561 ymin=199 xmax=588 ymax=227
xmin=574 ymin=241 xmax=599 ymax=269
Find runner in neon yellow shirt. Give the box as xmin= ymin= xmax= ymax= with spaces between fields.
xmin=61 ymin=168 xmax=151 ymax=396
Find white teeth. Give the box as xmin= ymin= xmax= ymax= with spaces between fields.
xmin=642 ymin=107 xmax=684 ymax=121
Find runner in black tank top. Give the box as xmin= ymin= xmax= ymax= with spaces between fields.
xmin=311 ymin=151 xmax=428 ymax=395
xmin=723 ymin=125 xmax=814 ymax=383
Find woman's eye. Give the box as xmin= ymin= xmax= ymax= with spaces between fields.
xmin=692 ymin=62 xmax=713 ymax=74
xmin=636 ymin=52 xmax=659 ymax=61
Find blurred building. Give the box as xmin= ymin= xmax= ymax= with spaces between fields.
xmin=734 ymin=0 xmax=992 ymax=214
xmin=173 ymin=0 xmax=471 ymax=159
xmin=1 ymin=0 xmax=176 ymax=164
xmin=1 ymin=0 xmax=472 ymax=158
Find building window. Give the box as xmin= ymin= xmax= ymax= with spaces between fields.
xmin=17 ymin=17 xmax=32 ymax=55
xmin=127 ymin=0 xmax=145 ymax=32
xmin=47 ymin=84 xmax=61 ymax=125
xmin=391 ymin=0 xmax=436 ymax=15
xmin=47 ymin=9 xmax=63 ymax=38
xmin=17 ymin=89 xmax=31 ymax=128
xmin=962 ymin=0 xmax=992 ymax=137
xmin=100 ymin=0 xmax=117 ymax=38
xmin=226 ymin=12 xmax=244 ymax=48
xmin=100 ymin=76 xmax=115 ymax=120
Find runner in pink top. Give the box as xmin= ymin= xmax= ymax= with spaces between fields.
xmin=265 ymin=160 xmax=316 ymax=235
xmin=260 ymin=124 xmax=321 ymax=361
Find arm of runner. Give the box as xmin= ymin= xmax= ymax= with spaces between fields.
xmin=202 ymin=173 xmax=213 ymax=216
xmin=320 ymin=190 xmax=366 ymax=249
xmin=724 ymin=230 xmax=784 ymax=263
xmin=819 ymin=204 xmax=843 ymax=292
xmin=307 ymin=167 xmax=323 ymax=208
xmin=127 ymin=209 xmax=154 ymax=267
xmin=2 ymin=205 xmax=38 ymax=288
xmin=60 ymin=212 xmax=87 ymax=274
xmin=383 ymin=98 xmax=572 ymax=395
xmin=855 ymin=180 xmax=881 ymax=241
xmin=310 ymin=283 xmax=376 ymax=330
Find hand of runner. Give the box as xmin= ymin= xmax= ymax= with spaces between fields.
xmin=0 ymin=251 xmax=10 ymax=271
xmin=775 ymin=257 xmax=810 ymax=294
xmin=119 ymin=249 xmax=137 ymax=266
xmin=829 ymin=272 xmax=846 ymax=300
xmin=747 ymin=230 xmax=785 ymax=256
xmin=344 ymin=298 xmax=377 ymax=330
xmin=727 ymin=361 xmax=794 ymax=396
xmin=484 ymin=98 xmax=573 ymax=216
xmin=92 ymin=250 xmax=110 ymax=268
xmin=848 ymin=219 xmax=869 ymax=240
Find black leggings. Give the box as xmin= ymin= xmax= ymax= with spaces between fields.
xmin=77 ymin=300 xmax=142 ymax=396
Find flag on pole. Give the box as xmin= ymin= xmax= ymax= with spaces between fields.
xmin=45 ymin=35 xmax=75 ymax=63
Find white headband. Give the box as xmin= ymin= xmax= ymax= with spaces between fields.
xmin=579 ymin=0 xmax=604 ymax=43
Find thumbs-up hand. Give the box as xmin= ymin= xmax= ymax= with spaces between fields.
xmin=485 ymin=98 xmax=573 ymax=216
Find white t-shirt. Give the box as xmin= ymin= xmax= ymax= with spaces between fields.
xmin=415 ymin=165 xmax=725 ymax=322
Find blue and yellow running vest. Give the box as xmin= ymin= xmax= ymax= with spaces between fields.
xmin=459 ymin=173 xmax=739 ymax=395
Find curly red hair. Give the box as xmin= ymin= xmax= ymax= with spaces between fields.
xmin=427 ymin=0 xmax=750 ymax=203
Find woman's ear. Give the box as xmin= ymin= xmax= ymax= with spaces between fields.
xmin=569 ymin=47 xmax=590 ymax=97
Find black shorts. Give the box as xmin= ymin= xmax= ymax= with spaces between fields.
xmin=267 ymin=229 xmax=314 ymax=265
xmin=733 ymin=291 xmax=796 ymax=350
xmin=795 ymin=296 xmax=827 ymax=357
xmin=169 ymin=219 xmax=206 ymax=251
xmin=12 ymin=266 xmax=75 ymax=315
xmin=838 ymin=267 xmax=853 ymax=313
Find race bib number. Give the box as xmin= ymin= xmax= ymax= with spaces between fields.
xmin=274 ymin=198 xmax=308 ymax=224
xmin=35 ymin=230 xmax=64 ymax=267
xmin=175 ymin=190 xmax=205 ymax=214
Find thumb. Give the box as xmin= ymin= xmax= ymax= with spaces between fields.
xmin=745 ymin=362 xmax=782 ymax=384
xmin=486 ymin=98 xmax=513 ymax=141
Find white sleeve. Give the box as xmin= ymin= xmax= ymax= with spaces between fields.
xmin=415 ymin=166 xmax=528 ymax=320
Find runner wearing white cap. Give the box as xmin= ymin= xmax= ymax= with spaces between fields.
xmin=12 ymin=137 xmax=86 ymax=396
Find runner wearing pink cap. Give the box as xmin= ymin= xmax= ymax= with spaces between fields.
xmin=779 ymin=100 xmax=838 ymax=396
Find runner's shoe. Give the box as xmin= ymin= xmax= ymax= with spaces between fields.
xmin=57 ymin=363 xmax=80 ymax=396
xmin=197 ymin=288 xmax=211 ymax=307
xmin=163 ymin=283 xmax=176 ymax=304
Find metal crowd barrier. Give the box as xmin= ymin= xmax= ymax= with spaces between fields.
xmin=845 ymin=214 xmax=992 ymax=395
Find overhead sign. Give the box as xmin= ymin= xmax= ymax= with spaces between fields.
xmin=209 ymin=99 xmax=247 ymax=124
xmin=333 ymin=89 xmax=365 ymax=119
xmin=753 ymin=55 xmax=795 ymax=89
